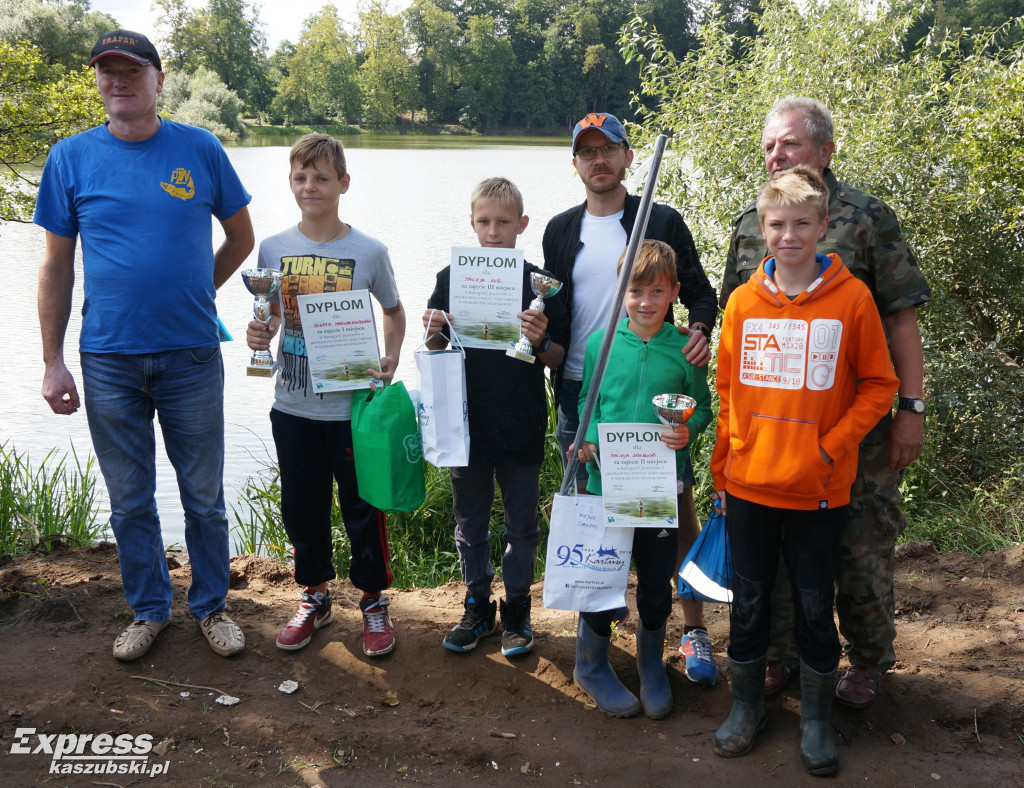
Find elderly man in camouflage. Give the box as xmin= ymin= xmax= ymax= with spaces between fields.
xmin=720 ymin=96 xmax=931 ymax=708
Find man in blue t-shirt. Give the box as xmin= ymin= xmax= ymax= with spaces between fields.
xmin=34 ymin=30 xmax=254 ymax=663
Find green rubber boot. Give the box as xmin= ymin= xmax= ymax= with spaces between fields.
xmin=714 ymin=655 xmax=768 ymax=757
xmin=799 ymin=660 xmax=839 ymax=776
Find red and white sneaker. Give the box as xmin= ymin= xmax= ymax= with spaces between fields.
xmin=360 ymin=593 xmax=395 ymax=656
xmin=277 ymin=590 xmax=334 ymax=651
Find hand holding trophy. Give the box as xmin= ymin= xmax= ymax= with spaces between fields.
xmin=241 ymin=268 xmax=283 ymax=377
xmin=506 ymin=272 xmax=562 ymax=364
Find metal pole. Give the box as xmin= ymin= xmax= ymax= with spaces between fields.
xmin=560 ymin=134 xmax=670 ymax=495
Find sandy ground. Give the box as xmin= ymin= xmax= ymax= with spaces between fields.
xmin=1 ymin=540 xmax=1022 ymax=787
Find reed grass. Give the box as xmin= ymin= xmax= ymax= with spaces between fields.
xmin=0 ymin=442 xmax=106 ymax=557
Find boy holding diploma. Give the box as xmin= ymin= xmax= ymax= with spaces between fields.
xmin=423 ymin=177 xmax=569 ymax=658
xmin=246 ymin=133 xmax=406 ymax=657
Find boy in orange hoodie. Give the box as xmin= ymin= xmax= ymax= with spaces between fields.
xmin=710 ymin=166 xmax=899 ymax=776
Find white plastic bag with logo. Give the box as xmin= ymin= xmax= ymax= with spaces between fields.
xmin=543 ymin=493 xmax=633 ymax=612
xmin=415 ymin=310 xmax=470 ymax=467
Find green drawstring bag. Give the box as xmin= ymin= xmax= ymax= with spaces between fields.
xmin=351 ymin=381 xmax=425 ymax=512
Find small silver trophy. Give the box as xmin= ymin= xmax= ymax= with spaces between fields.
xmin=241 ymin=268 xmax=283 ymax=377
xmin=506 ymin=272 xmax=563 ymax=364
xmin=652 ymin=393 xmax=697 ymax=426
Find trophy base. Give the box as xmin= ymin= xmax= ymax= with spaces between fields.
xmin=247 ymin=365 xmax=273 ymax=377
xmin=505 ymin=347 xmax=537 ymax=364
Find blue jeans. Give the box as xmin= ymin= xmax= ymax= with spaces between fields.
xmin=81 ymin=348 xmax=229 ymax=622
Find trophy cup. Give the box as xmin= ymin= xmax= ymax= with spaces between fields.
xmin=652 ymin=393 xmax=697 ymax=426
xmin=506 ymin=272 xmax=563 ymax=364
xmin=241 ymin=268 xmax=282 ymax=377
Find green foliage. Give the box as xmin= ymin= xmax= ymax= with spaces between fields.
xmin=0 ymin=0 xmax=116 ymax=70
xmin=0 ymin=443 xmax=106 ymax=557
xmin=624 ymin=0 xmax=1024 ymax=537
xmin=154 ymin=0 xmax=272 ymax=116
xmin=272 ymin=5 xmax=361 ymax=125
xmin=0 ymin=39 xmax=105 ymax=222
xmin=359 ymin=1 xmax=418 ymax=127
xmin=161 ymin=67 xmax=245 ymax=140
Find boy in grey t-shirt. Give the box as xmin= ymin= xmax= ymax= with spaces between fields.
xmin=246 ymin=134 xmax=406 ymax=657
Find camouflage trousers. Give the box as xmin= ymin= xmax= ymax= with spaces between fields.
xmin=767 ymin=415 xmax=907 ymax=673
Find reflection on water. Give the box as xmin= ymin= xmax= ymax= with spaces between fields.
xmin=2 ymin=137 xmax=580 ymax=550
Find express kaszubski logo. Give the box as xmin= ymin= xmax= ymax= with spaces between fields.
xmin=10 ymin=728 xmax=170 ymax=777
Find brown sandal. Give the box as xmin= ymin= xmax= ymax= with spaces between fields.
xmin=835 ymin=665 xmax=882 ymax=708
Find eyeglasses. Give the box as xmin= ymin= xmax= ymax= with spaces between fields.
xmin=575 ymin=143 xmax=624 ymax=160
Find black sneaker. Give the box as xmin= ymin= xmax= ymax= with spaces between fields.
xmin=443 ymin=595 xmax=497 ymax=652
xmin=500 ymin=597 xmax=534 ymax=657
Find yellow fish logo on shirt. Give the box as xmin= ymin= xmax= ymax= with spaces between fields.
xmin=160 ymin=167 xmax=195 ymax=200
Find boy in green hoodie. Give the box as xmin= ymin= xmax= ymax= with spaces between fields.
xmin=570 ymin=239 xmax=713 ymax=719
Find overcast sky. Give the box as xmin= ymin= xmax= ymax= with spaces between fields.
xmin=92 ymin=0 xmax=411 ymax=52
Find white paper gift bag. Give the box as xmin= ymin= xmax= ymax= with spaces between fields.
xmin=415 ymin=310 xmax=470 ymax=467
xmin=543 ymin=493 xmax=633 ymax=612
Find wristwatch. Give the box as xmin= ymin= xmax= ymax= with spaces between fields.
xmin=689 ymin=324 xmax=711 ymax=340
xmin=897 ymin=397 xmax=927 ymax=415
xmin=536 ymin=334 xmax=552 ymax=354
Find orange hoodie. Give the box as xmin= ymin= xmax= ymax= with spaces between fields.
xmin=711 ymin=253 xmax=900 ymax=510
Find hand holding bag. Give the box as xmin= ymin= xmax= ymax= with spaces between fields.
xmin=415 ymin=310 xmax=470 ymax=467
xmin=677 ymin=507 xmax=733 ymax=603
xmin=350 ymin=380 xmax=426 ymax=512
xmin=542 ymin=493 xmax=633 ymax=612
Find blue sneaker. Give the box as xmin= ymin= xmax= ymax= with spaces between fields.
xmin=443 ymin=595 xmax=497 ymax=652
xmin=679 ymin=628 xmax=718 ymax=685
xmin=499 ymin=597 xmax=534 ymax=657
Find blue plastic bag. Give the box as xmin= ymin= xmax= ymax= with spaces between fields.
xmin=677 ymin=508 xmax=733 ymax=603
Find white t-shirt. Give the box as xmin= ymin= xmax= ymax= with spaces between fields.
xmin=258 ymin=224 xmax=400 ymax=420
xmin=564 ymin=210 xmax=627 ymax=379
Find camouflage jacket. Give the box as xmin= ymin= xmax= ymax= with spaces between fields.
xmin=721 ymin=169 xmax=932 ymax=316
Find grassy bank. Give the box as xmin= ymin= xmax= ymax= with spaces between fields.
xmin=0 ymin=443 xmax=106 ymax=557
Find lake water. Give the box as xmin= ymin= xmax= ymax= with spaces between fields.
xmin=1 ymin=134 xmax=582 ymax=550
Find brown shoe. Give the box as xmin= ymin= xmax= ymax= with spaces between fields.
xmin=835 ymin=665 xmax=882 ymax=708
xmin=764 ymin=661 xmax=794 ymax=698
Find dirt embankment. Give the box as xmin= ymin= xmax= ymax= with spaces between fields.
xmin=1 ymin=541 xmax=1022 ymax=787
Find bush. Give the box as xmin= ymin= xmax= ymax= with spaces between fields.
xmin=623 ymin=0 xmax=1024 ymax=543
xmin=161 ymin=67 xmax=245 ymax=141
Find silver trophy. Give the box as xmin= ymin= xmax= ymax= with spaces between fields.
xmin=241 ymin=268 xmax=283 ymax=377
xmin=652 ymin=393 xmax=697 ymax=426
xmin=506 ymin=272 xmax=563 ymax=364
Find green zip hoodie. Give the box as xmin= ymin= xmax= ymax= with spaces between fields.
xmin=580 ymin=319 xmax=713 ymax=495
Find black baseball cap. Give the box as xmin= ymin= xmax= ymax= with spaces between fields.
xmin=90 ymin=30 xmax=162 ymax=71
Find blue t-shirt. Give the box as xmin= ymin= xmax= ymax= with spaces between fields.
xmin=34 ymin=120 xmax=252 ymax=353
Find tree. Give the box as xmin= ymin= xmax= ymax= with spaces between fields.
xmin=406 ymin=0 xmax=463 ymax=123
xmin=153 ymin=0 xmax=198 ymax=73
xmin=623 ymin=0 xmax=1024 ymax=502
xmin=358 ymin=0 xmax=417 ymax=126
xmin=459 ymin=14 xmax=516 ymax=128
xmin=161 ymin=67 xmax=244 ymax=140
xmin=0 ymin=40 xmax=106 ymax=222
xmin=0 ymin=0 xmax=117 ymax=69
xmin=274 ymin=4 xmax=361 ymax=124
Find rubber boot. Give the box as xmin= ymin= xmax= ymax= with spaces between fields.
xmin=714 ymin=655 xmax=768 ymax=757
xmin=635 ymin=623 xmax=673 ymax=719
xmin=799 ymin=660 xmax=839 ymax=776
xmin=572 ymin=617 xmax=641 ymax=718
